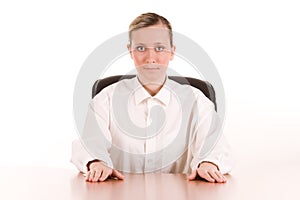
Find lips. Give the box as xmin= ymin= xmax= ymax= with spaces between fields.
xmin=144 ymin=67 xmax=159 ymax=70
xmin=141 ymin=64 xmax=164 ymax=70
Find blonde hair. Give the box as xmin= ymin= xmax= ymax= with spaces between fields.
xmin=129 ymin=12 xmax=173 ymax=46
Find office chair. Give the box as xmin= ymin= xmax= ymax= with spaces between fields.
xmin=92 ymin=75 xmax=217 ymax=111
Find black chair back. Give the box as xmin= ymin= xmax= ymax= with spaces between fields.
xmin=92 ymin=75 xmax=217 ymax=111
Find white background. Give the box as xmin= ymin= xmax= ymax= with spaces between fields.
xmin=0 ymin=0 xmax=299 ymax=171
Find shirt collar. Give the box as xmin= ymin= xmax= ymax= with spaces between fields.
xmin=133 ymin=76 xmax=171 ymax=106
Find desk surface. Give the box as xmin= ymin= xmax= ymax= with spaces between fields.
xmin=0 ymin=165 xmax=299 ymax=200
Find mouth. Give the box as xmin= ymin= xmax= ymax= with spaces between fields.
xmin=143 ymin=67 xmax=159 ymax=70
xmin=141 ymin=64 xmax=162 ymax=70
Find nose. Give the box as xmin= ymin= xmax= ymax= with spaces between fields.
xmin=145 ymin=48 xmax=156 ymax=64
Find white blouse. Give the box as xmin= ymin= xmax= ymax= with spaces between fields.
xmin=71 ymin=76 xmax=234 ymax=174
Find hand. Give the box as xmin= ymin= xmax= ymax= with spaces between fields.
xmin=188 ymin=162 xmax=226 ymax=183
xmin=85 ymin=161 xmax=124 ymax=182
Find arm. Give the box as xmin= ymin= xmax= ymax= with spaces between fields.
xmin=71 ymin=139 xmax=98 ymax=174
xmin=71 ymin=89 xmax=123 ymax=182
xmin=188 ymin=94 xmax=234 ymax=183
xmin=71 ymin=139 xmax=124 ymax=182
xmin=188 ymin=136 xmax=233 ymax=183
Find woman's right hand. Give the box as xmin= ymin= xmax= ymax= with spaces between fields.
xmin=85 ymin=161 xmax=124 ymax=182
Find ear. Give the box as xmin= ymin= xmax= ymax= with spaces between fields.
xmin=169 ymin=45 xmax=176 ymax=61
xmin=127 ymin=44 xmax=134 ymax=59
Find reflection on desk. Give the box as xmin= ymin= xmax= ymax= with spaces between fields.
xmin=0 ymin=166 xmax=299 ymax=200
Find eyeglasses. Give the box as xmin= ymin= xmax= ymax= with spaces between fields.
xmin=131 ymin=45 xmax=172 ymax=56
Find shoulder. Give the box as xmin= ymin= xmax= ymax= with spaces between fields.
xmin=167 ymin=78 xmax=215 ymax=108
xmin=167 ymin=78 xmax=208 ymax=99
xmin=92 ymin=77 xmax=137 ymax=101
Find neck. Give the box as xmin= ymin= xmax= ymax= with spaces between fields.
xmin=143 ymin=84 xmax=163 ymax=96
xmin=137 ymin=75 xmax=166 ymax=96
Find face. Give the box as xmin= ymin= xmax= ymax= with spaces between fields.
xmin=128 ymin=24 xmax=175 ymax=85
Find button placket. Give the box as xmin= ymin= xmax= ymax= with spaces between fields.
xmin=144 ymin=98 xmax=156 ymax=171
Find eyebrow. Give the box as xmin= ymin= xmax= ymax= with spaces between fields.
xmin=133 ymin=42 xmax=168 ymax=46
xmin=153 ymin=42 xmax=168 ymax=45
xmin=134 ymin=43 xmax=146 ymax=46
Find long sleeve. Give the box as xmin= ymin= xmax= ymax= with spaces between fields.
xmin=71 ymin=89 xmax=114 ymax=173
xmin=71 ymin=139 xmax=96 ymax=173
xmin=190 ymin=93 xmax=234 ymax=174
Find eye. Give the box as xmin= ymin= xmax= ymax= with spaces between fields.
xmin=136 ymin=46 xmax=145 ymax=52
xmin=155 ymin=46 xmax=165 ymax=52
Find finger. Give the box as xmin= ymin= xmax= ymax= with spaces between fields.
xmin=219 ymin=173 xmax=227 ymax=182
xmin=214 ymin=171 xmax=225 ymax=182
xmin=217 ymin=172 xmax=227 ymax=183
xmin=200 ymin=170 xmax=215 ymax=183
xmin=99 ymin=169 xmax=111 ymax=182
xmin=92 ymin=170 xmax=102 ymax=182
xmin=85 ymin=171 xmax=91 ymax=181
xmin=85 ymin=170 xmax=94 ymax=182
xmin=88 ymin=170 xmax=96 ymax=182
xmin=208 ymin=170 xmax=224 ymax=183
xmin=187 ymin=170 xmax=197 ymax=181
xmin=112 ymin=169 xmax=124 ymax=180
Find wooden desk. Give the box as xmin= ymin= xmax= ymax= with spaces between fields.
xmin=0 ymin=165 xmax=299 ymax=200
